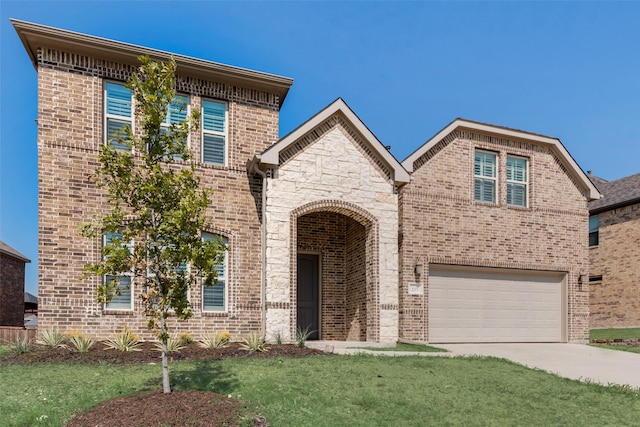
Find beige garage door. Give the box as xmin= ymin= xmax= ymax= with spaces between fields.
xmin=428 ymin=266 xmax=566 ymax=343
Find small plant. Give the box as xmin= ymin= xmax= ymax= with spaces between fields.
xmin=271 ymin=330 xmax=284 ymax=345
xmin=67 ymin=332 xmax=95 ymax=352
xmin=199 ymin=331 xmax=230 ymax=349
xmin=104 ymin=327 xmax=141 ymax=352
xmin=178 ymin=332 xmax=194 ymax=345
xmin=36 ymin=329 xmax=67 ymax=348
xmin=155 ymin=336 xmax=184 ymax=353
xmin=295 ymin=325 xmax=314 ymax=348
xmin=10 ymin=336 xmax=32 ymax=354
xmin=240 ymin=332 xmax=268 ymax=352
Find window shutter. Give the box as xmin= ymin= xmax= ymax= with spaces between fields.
xmin=168 ymin=95 xmax=189 ymax=124
xmin=203 ymin=135 xmax=225 ymax=164
xmin=106 ymin=82 xmax=132 ymax=117
xmin=105 ymin=275 xmax=132 ymax=310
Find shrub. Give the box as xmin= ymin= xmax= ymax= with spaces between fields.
xmin=154 ymin=336 xmax=184 ymax=353
xmin=37 ymin=329 xmax=67 ymax=348
xmin=240 ymin=332 xmax=268 ymax=352
xmin=295 ymin=325 xmax=314 ymax=348
xmin=104 ymin=327 xmax=141 ymax=352
xmin=199 ymin=331 xmax=230 ymax=349
xmin=67 ymin=332 xmax=95 ymax=352
xmin=178 ymin=332 xmax=194 ymax=345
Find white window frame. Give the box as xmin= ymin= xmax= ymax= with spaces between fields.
xmin=474 ymin=150 xmax=497 ymax=204
xmin=103 ymin=232 xmax=134 ymax=311
xmin=506 ymin=155 xmax=529 ymax=208
xmin=104 ymin=81 xmax=133 ymax=151
xmin=201 ymin=99 xmax=228 ymax=166
xmin=161 ymin=94 xmax=190 ymax=160
xmin=201 ymin=233 xmax=228 ymax=312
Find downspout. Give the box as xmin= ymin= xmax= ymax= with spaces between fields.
xmin=252 ymin=159 xmax=268 ymax=337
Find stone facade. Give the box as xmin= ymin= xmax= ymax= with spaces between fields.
xmin=589 ymin=202 xmax=640 ymax=327
xmin=399 ymin=129 xmax=592 ymax=343
xmin=0 ymin=248 xmax=29 ymax=327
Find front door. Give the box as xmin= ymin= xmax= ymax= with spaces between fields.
xmin=297 ymin=253 xmax=319 ymax=340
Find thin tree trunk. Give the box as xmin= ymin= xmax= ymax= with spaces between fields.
xmin=161 ymin=313 xmax=171 ymax=393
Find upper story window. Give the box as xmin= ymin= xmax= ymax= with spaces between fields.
xmin=506 ymin=156 xmax=528 ymax=207
xmin=104 ymin=82 xmax=133 ymax=151
xmin=202 ymin=233 xmax=228 ymax=312
xmin=474 ymin=150 xmax=497 ymax=203
xmin=202 ymin=100 xmax=227 ymax=166
xmin=103 ymin=231 xmax=133 ymax=310
xmin=161 ymin=94 xmax=189 ymax=159
xmin=589 ymin=216 xmax=599 ymax=247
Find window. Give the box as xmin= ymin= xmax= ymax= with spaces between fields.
xmin=202 ymin=233 xmax=228 ymax=311
xmin=474 ymin=150 xmax=497 ymax=203
xmin=105 ymin=82 xmax=133 ymax=151
xmin=589 ymin=216 xmax=599 ymax=246
xmin=103 ymin=231 xmax=133 ymax=310
xmin=161 ymin=94 xmax=189 ymax=160
xmin=506 ymin=156 xmax=528 ymax=207
xmin=202 ymin=100 xmax=227 ymax=165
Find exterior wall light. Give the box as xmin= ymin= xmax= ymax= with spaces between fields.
xmin=414 ymin=259 xmax=423 ymax=277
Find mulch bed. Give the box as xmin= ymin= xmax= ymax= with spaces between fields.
xmin=2 ymin=342 xmax=328 ymax=426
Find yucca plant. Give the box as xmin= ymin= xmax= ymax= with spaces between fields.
xmin=103 ymin=327 xmax=141 ymax=352
xmin=37 ymin=329 xmax=67 ymax=348
xmin=295 ymin=325 xmax=315 ymax=348
xmin=11 ymin=336 xmax=32 ymax=354
xmin=154 ymin=336 xmax=184 ymax=353
xmin=199 ymin=331 xmax=230 ymax=349
xmin=67 ymin=333 xmax=95 ymax=352
xmin=240 ymin=332 xmax=268 ymax=352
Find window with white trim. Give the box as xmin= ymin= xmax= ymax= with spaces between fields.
xmin=202 ymin=233 xmax=228 ymax=312
xmin=202 ymin=100 xmax=227 ymax=166
xmin=474 ymin=150 xmax=497 ymax=203
xmin=589 ymin=216 xmax=599 ymax=247
xmin=104 ymin=82 xmax=133 ymax=151
xmin=506 ymin=156 xmax=528 ymax=207
xmin=103 ymin=231 xmax=133 ymax=310
xmin=161 ymin=94 xmax=189 ymax=160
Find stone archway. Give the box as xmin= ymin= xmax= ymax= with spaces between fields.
xmin=290 ymin=200 xmax=379 ymax=341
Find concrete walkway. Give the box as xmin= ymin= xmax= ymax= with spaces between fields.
xmin=306 ymin=341 xmax=640 ymax=388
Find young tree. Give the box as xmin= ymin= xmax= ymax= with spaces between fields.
xmin=82 ymin=56 xmax=226 ymax=393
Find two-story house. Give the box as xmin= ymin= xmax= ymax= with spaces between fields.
xmin=588 ymin=172 xmax=640 ymax=328
xmin=14 ymin=20 xmax=599 ymax=343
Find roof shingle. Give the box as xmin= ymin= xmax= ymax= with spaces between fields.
xmin=588 ymin=172 xmax=640 ymax=213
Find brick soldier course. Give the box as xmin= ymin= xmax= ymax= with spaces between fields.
xmin=14 ymin=20 xmax=600 ymax=343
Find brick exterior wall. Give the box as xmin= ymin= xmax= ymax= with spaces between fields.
xmin=399 ymin=130 xmax=591 ymax=343
xmin=589 ymin=203 xmax=640 ymax=328
xmin=0 ymin=253 xmax=26 ymax=327
xmin=36 ymin=48 xmax=279 ymax=340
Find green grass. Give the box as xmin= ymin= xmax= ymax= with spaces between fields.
xmin=590 ymin=328 xmax=640 ymax=340
xmin=349 ymin=342 xmax=447 ymax=352
xmin=2 ymin=356 xmax=640 ymax=426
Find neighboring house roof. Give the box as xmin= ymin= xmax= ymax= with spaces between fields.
xmin=0 ymin=241 xmax=31 ymax=263
xmin=588 ymin=172 xmax=640 ymax=214
xmin=25 ymin=292 xmax=38 ymax=305
xmin=401 ymin=118 xmax=601 ymax=201
xmin=12 ymin=19 xmax=293 ymax=107
xmin=256 ymin=98 xmax=411 ymax=186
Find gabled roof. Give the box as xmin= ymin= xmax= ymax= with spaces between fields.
xmin=401 ymin=118 xmax=601 ymax=201
xmin=589 ymin=172 xmax=640 ymax=214
xmin=0 ymin=241 xmax=31 ymax=263
xmin=256 ymin=98 xmax=411 ymax=185
xmin=12 ymin=19 xmax=293 ymax=107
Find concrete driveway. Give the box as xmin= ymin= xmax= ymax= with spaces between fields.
xmin=439 ymin=343 xmax=640 ymax=388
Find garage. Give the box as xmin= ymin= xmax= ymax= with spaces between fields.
xmin=428 ymin=266 xmax=566 ymax=343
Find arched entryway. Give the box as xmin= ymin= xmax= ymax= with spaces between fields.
xmin=291 ymin=201 xmax=379 ymax=341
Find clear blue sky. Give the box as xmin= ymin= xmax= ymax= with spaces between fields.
xmin=1 ymin=1 xmax=639 ymax=295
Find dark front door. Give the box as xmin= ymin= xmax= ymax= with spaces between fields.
xmin=297 ymin=253 xmax=319 ymax=340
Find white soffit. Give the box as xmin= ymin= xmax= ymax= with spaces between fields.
xmin=260 ymin=98 xmax=410 ymax=185
xmin=401 ymin=119 xmax=600 ymax=200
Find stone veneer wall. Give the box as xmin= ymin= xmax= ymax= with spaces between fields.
xmin=36 ymin=48 xmax=279 ymax=340
xmin=265 ymin=122 xmax=399 ymax=343
xmin=589 ymin=203 xmax=640 ymax=328
xmin=400 ymin=131 xmax=590 ymax=343
xmin=0 ymin=253 xmax=26 ymax=327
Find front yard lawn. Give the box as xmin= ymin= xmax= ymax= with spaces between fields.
xmin=590 ymin=327 xmax=640 ymax=340
xmin=2 ymin=355 xmax=639 ymax=426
